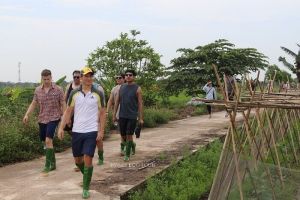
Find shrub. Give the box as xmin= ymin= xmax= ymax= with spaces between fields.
xmin=129 ymin=140 xmax=223 ymax=200
xmin=143 ymin=108 xmax=177 ymax=128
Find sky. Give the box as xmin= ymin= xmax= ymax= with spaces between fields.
xmin=0 ymin=0 xmax=299 ymax=82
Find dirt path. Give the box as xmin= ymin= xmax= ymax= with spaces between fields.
xmin=0 ymin=111 xmax=237 ymax=200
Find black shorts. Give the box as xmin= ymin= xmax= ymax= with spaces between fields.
xmin=118 ymin=118 xmax=137 ymax=136
xmin=38 ymin=119 xmax=60 ymax=142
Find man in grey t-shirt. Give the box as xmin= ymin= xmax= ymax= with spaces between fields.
xmin=113 ymin=69 xmax=144 ymax=161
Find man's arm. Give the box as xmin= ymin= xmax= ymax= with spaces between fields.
xmin=23 ymin=100 xmax=37 ymax=124
xmin=113 ymin=91 xmax=120 ymax=122
xmin=106 ymin=92 xmax=114 ymax=113
xmin=137 ymin=87 xmax=144 ymax=125
xmin=59 ymin=87 xmax=66 ymax=113
xmin=97 ymin=107 xmax=106 ymax=141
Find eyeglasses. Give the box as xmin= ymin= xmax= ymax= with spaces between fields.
xmin=73 ymin=76 xmax=80 ymax=79
xmin=115 ymin=76 xmax=123 ymax=80
xmin=125 ymin=73 xmax=133 ymax=77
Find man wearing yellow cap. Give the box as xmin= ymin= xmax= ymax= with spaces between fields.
xmin=58 ymin=67 xmax=106 ymax=199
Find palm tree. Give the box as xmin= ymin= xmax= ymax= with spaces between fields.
xmin=278 ymin=44 xmax=300 ymax=82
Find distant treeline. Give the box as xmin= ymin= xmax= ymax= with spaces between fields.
xmin=0 ymin=82 xmax=38 ymax=88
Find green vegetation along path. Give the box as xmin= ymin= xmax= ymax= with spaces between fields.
xmin=0 ymin=111 xmax=237 ymax=200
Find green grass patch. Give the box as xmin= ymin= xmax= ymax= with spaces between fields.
xmin=129 ymin=139 xmax=223 ymax=200
xmin=144 ymin=108 xmax=178 ymax=128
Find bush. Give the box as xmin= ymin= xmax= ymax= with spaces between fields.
xmin=129 ymin=140 xmax=223 ymax=200
xmin=191 ymin=105 xmax=207 ymax=116
xmin=143 ymin=108 xmax=177 ymax=128
xmin=0 ymin=89 xmax=71 ymax=166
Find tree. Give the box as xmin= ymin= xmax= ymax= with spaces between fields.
xmin=278 ymin=44 xmax=300 ymax=82
xmin=87 ymin=30 xmax=164 ymax=106
xmin=165 ymin=39 xmax=269 ymax=96
xmin=265 ymin=65 xmax=292 ymax=83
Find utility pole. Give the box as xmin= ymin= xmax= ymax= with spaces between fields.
xmin=18 ymin=62 xmax=21 ymax=82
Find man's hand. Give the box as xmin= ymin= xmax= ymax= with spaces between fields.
xmin=113 ymin=115 xmax=117 ymax=123
xmin=23 ymin=115 xmax=29 ymax=125
xmin=96 ymin=131 xmax=104 ymax=141
xmin=67 ymin=119 xmax=72 ymax=128
xmin=139 ymin=119 xmax=144 ymax=127
xmin=58 ymin=128 xmax=64 ymax=140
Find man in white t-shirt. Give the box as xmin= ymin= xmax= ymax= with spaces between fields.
xmin=58 ymin=67 xmax=106 ymax=199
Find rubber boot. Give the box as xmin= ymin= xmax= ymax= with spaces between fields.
xmin=42 ymin=149 xmax=51 ymax=173
xmin=97 ymin=150 xmax=104 ymax=165
xmin=49 ymin=148 xmax=56 ymax=171
xmin=124 ymin=141 xmax=133 ymax=162
xmin=82 ymin=166 xmax=93 ymax=199
xmin=76 ymin=162 xmax=84 ymax=174
xmin=131 ymin=142 xmax=136 ymax=155
xmin=120 ymin=142 xmax=126 ymax=156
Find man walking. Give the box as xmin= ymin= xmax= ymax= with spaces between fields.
xmin=58 ymin=67 xmax=106 ymax=199
xmin=64 ymin=70 xmax=81 ymax=132
xmin=203 ymin=80 xmax=217 ymax=118
xmin=107 ymin=73 xmax=125 ymax=155
xmin=113 ymin=69 xmax=143 ymax=161
xmin=23 ymin=69 xmax=65 ymax=175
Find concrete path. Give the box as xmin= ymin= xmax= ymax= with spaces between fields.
xmin=0 ymin=111 xmax=234 ymax=200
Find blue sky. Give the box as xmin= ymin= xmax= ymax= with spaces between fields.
xmin=0 ymin=0 xmax=299 ymax=82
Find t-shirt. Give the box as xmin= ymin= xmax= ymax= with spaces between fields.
xmin=119 ymin=83 xmax=139 ymax=119
xmin=68 ymin=85 xmax=105 ymax=133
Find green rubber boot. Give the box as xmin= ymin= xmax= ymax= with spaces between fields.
xmin=97 ymin=150 xmax=104 ymax=165
xmin=42 ymin=149 xmax=51 ymax=173
xmin=124 ymin=141 xmax=133 ymax=162
xmin=82 ymin=166 xmax=93 ymax=199
xmin=76 ymin=162 xmax=84 ymax=174
xmin=49 ymin=148 xmax=56 ymax=171
xmin=131 ymin=142 xmax=136 ymax=155
xmin=120 ymin=142 xmax=126 ymax=156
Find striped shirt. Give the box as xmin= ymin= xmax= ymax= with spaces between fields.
xmin=68 ymin=85 xmax=105 ymax=133
xmin=33 ymin=83 xmax=64 ymax=123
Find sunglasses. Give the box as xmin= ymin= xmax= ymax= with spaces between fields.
xmin=73 ymin=76 xmax=80 ymax=79
xmin=125 ymin=73 xmax=133 ymax=77
xmin=115 ymin=76 xmax=123 ymax=80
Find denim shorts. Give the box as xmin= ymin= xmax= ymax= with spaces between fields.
xmin=38 ymin=119 xmax=60 ymax=141
xmin=71 ymin=131 xmax=97 ymax=157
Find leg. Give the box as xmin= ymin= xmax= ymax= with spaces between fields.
xmin=119 ymin=118 xmax=128 ymax=156
xmin=72 ymin=132 xmax=84 ymax=174
xmin=45 ymin=120 xmax=60 ymax=171
xmin=96 ymin=140 xmax=104 ymax=165
xmin=74 ymin=156 xmax=84 ymax=174
xmin=124 ymin=119 xmax=136 ymax=161
xmin=207 ymin=105 xmax=212 ymax=118
xmin=81 ymin=132 xmax=97 ymax=199
xmin=39 ymin=123 xmax=51 ymax=174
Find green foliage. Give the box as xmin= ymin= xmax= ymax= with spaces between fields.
xmin=55 ymin=75 xmax=67 ymax=86
xmin=87 ymin=30 xmax=165 ymax=106
xmin=265 ymin=64 xmax=292 ymax=82
xmin=129 ymin=140 xmax=223 ymax=200
xmin=191 ymin=105 xmax=207 ymax=116
xmin=143 ymin=108 xmax=177 ymax=128
xmin=278 ymin=44 xmax=300 ymax=82
xmin=165 ymin=39 xmax=269 ymax=96
xmin=0 ymin=87 xmax=71 ymax=166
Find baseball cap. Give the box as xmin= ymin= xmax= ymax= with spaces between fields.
xmin=81 ymin=67 xmax=94 ymax=76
